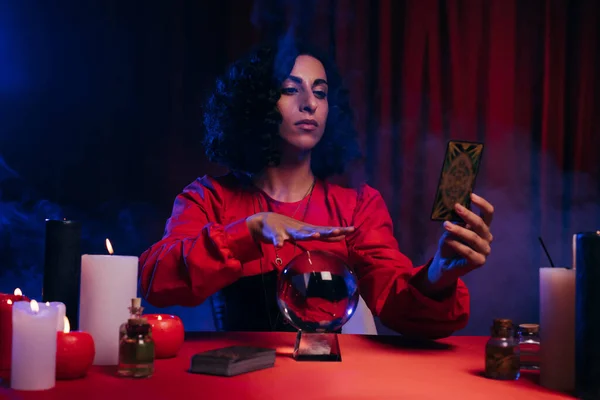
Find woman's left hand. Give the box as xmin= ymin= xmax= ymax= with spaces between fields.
xmin=428 ymin=193 xmax=495 ymax=287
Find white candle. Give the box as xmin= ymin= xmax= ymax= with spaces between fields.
xmin=11 ymin=300 xmax=58 ymax=391
xmin=79 ymin=253 xmax=138 ymax=365
xmin=539 ymin=267 xmax=575 ymax=392
xmin=47 ymin=302 xmax=66 ymax=331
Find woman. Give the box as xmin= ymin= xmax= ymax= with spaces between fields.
xmin=138 ymin=39 xmax=494 ymax=339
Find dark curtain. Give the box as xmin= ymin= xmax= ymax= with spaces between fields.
xmin=160 ymin=0 xmax=600 ymax=332
xmin=1 ymin=0 xmax=598 ymax=333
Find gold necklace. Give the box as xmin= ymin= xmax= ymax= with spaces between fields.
xmin=274 ymin=179 xmax=316 ymax=267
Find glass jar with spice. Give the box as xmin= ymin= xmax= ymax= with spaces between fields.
xmin=485 ymin=318 xmax=520 ymax=380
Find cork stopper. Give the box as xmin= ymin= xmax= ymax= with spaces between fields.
xmin=493 ymin=318 xmax=513 ymax=329
xmin=491 ymin=318 xmax=514 ymax=337
xmin=131 ymin=298 xmax=141 ymax=308
xmin=519 ymin=323 xmax=539 ymax=334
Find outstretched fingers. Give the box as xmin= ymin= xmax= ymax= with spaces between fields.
xmin=289 ymin=225 xmax=355 ymax=243
xmin=317 ymin=226 xmax=355 ymax=237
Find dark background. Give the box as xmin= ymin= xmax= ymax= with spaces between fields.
xmin=1 ymin=0 xmax=599 ymax=334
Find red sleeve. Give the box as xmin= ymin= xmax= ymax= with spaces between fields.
xmin=346 ymin=185 xmax=470 ymax=339
xmin=138 ymin=176 xmax=263 ymax=307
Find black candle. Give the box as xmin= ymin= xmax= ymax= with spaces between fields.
xmin=42 ymin=219 xmax=82 ymax=330
xmin=574 ymin=231 xmax=600 ymax=399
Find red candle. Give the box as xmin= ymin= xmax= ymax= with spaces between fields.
xmin=56 ymin=317 xmax=95 ymax=380
xmin=145 ymin=314 xmax=184 ymax=359
xmin=0 ymin=289 xmax=30 ymax=380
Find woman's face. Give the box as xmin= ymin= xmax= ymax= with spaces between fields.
xmin=276 ymin=55 xmax=329 ymax=153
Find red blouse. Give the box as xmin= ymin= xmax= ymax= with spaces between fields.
xmin=138 ymin=173 xmax=470 ymax=339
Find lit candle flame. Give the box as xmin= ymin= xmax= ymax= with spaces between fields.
xmin=30 ymin=300 xmax=39 ymax=313
xmin=14 ymin=288 xmax=22 ymax=296
xmin=46 ymin=301 xmax=50 ymax=306
xmin=7 ymin=299 xmax=12 ymax=305
xmin=106 ymin=238 xmax=114 ymax=255
xmin=63 ymin=316 xmax=70 ymax=333
xmin=157 ymin=315 xmax=163 ymax=321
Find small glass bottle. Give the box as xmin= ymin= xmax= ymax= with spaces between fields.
xmin=119 ymin=297 xmax=144 ymax=340
xmin=518 ymin=323 xmax=541 ymax=370
xmin=485 ymin=318 xmax=520 ymax=380
xmin=117 ymin=298 xmax=155 ymax=378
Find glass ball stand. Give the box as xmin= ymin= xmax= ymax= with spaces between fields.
xmin=293 ymin=330 xmax=342 ymax=361
xmin=276 ymin=250 xmax=360 ymax=362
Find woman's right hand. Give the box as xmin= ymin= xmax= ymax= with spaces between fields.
xmin=246 ymin=212 xmax=355 ymax=248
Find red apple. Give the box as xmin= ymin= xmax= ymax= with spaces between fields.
xmin=145 ymin=314 xmax=184 ymax=359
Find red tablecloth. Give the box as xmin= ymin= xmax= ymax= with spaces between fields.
xmin=0 ymin=332 xmax=575 ymax=400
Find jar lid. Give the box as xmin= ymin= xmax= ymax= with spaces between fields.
xmin=128 ymin=317 xmax=149 ymax=326
xmin=493 ymin=318 xmax=513 ymax=328
xmin=519 ymin=323 xmax=539 ymax=334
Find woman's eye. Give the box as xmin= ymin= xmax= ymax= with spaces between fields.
xmin=281 ymin=87 xmax=298 ymax=95
xmin=314 ymin=91 xmax=327 ymax=99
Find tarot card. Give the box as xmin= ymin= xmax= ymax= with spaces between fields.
xmin=430 ymin=140 xmax=484 ymax=222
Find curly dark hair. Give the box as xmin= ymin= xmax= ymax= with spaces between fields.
xmin=202 ymin=38 xmax=361 ymax=180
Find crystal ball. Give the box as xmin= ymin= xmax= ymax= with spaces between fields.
xmin=276 ymin=250 xmax=360 ymax=333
